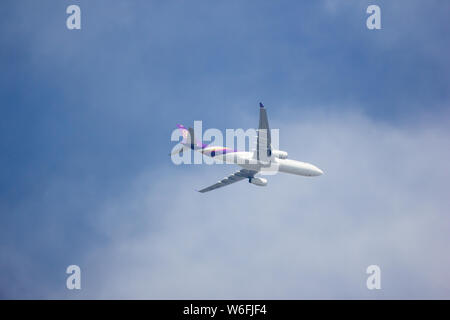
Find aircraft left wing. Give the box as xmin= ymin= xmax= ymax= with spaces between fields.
xmin=198 ymin=169 xmax=258 ymax=193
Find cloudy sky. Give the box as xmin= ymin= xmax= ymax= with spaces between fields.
xmin=1 ymin=0 xmax=449 ymax=299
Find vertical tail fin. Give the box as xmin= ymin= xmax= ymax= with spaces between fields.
xmin=177 ymin=124 xmax=190 ymax=144
xmin=176 ymin=124 xmax=209 ymax=150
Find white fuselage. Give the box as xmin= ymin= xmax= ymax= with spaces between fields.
xmin=201 ymin=149 xmax=323 ymax=177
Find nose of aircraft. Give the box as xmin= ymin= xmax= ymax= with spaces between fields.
xmin=311 ymin=165 xmax=324 ymax=176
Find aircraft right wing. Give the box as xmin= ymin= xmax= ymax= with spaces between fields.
xmin=198 ymin=169 xmax=258 ymax=193
xmin=257 ymin=103 xmax=272 ymax=161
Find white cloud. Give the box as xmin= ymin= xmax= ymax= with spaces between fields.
xmin=71 ymin=108 xmax=450 ymax=299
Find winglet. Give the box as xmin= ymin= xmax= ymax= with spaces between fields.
xmin=259 ymin=102 xmax=264 ymax=108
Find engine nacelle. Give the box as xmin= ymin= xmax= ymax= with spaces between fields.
xmin=272 ymin=149 xmax=288 ymax=159
xmin=249 ymin=177 xmax=268 ymax=187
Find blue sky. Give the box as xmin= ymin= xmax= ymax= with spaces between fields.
xmin=0 ymin=0 xmax=449 ymax=298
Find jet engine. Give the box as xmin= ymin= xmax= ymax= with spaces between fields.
xmin=272 ymin=149 xmax=288 ymax=159
xmin=249 ymin=177 xmax=268 ymax=186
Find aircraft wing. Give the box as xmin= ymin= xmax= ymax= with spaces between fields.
xmin=257 ymin=103 xmax=272 ymax=161
xmin=198 ymin=169 xmax=258 ymax=193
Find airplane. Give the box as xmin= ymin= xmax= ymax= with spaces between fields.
xmin=171 ymin=103 xmax=323 ymax=193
